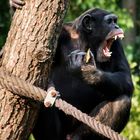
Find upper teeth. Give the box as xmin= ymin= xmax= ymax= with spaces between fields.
xmin=114 ymin=35 xmax=117 ymax=40
xmin=118 ymin=34 xmax=124 ymax=39
xmin=114 ymin=34 xmax=124 ymax=40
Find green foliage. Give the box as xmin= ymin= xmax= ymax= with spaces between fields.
xmin=0 ymin=0 xmax=11 ymax=48
xmin=121 ymin=45 xmax=140 ymax=140
xmin=66 ymin=0 xmax=133 ymax=30
xmin=122 ymin=72 xmax=140 ymax=140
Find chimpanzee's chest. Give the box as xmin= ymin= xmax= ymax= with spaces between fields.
xmin=52 ymin=68 xmax=105 ymax=113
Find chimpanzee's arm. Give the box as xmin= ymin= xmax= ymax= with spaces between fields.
xmin=81 ymin=41 xmax=134 ymax=96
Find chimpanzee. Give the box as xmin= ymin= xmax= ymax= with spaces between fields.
xmin=9 ymin=1 xmax=134 ymax=140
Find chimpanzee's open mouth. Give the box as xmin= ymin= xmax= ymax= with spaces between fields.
xmin=103 ymin=29 xmax=124 ymax=57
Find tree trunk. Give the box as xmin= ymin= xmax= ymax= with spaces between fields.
xmin=122 ymin=0 xmax=136 ymax=46
xmin=0 ymin=0 xmax=68 ymax=139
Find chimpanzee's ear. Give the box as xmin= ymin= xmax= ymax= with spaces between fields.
xmin=82 ymin=14 xmax=92 ymax=32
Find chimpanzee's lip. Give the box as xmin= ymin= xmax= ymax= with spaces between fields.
xmin=105 ymin=28 xmax=124 ymax=40
xmin=102 ymin=29 xmax=124 ymax=58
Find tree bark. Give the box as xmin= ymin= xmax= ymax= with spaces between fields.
xmin=122 ymin=0 xmax=136 ymax=46
xmin=0 ymin=0 xmax=68 ymax=139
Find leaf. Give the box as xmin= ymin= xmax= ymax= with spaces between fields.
xmin=85 ymin=48 xmax=91 ymax=63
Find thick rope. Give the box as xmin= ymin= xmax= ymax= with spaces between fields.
xmin=0 ymin=71 xmax=46 ymax=101
xmin=0 ymin=71 xmax=127 ymax=140
xmin=55 ymin=99 xmax=127 ymax=140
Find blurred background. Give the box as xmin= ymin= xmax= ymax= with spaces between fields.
xmin=0 ymin=0 xmax=140 ymax=139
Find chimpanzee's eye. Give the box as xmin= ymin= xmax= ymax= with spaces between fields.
xmin=107 ymin=18 xmax=112 ymax=24
xmin=114 ymin=18 xmax=117 ymax=23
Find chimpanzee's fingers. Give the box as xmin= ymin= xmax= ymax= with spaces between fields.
xmin=76 ymin=52 xmax=86 ymax=65
xmin=10 ymin=0 xmax=25 ymax=9
xmin=84 ymin=50 xmax=97 ymax=68
xmin=68 ymin=50 xmax=81 ymax=57
xmin=68 ymin=50 xmax=85 ymax=65
xmin=12 ymin=0 xmax=25 ymax=5
xmin=89 ymin=50 xmax=96 ymax=68
xmin=77 ymin=52 xmax=86 ymax=56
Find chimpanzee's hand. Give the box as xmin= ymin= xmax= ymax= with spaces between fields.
xmin=67 ymin=50 xmax=86 ymax=72
xmin=10 ymin=0 xmax=25 ymax=9
xmin=81 ymin=64 xmax=103 ymax=84
xmin=67 ymin=49 xmax=102 ymax=84
xmin=80 ymin=50 xmax=103 ymax=84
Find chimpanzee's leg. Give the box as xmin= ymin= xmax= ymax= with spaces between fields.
xmin=70 ymin=95 xmax=131 ymax=140
xmin=33 ymin=106 xmax=65 ymax=140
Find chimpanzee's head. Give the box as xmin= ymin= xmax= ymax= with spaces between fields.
xmin=74 ymin=8 xmax=124 ymax=62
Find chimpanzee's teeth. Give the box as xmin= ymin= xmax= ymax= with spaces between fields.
xmin=113 ymin=34 xmax=124 ymax=40
xmin=114 ymin=35 xmax=117 ymax=40
xmin=106 ymin=51 xmax=112 ymax=57
xmin=109 ymin=52 xmax=112 ymax=55
xmin=103 ymin=48 xmax=112 ymax=57
xmin=106 ymin=47 xmax=109 ymax=52
xmin=118 ymin=34 xmax=124 ymax=38
xmin=118 ymin=34 xmax=124 ymax=40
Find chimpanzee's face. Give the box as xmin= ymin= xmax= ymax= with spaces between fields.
xmin=78 ymin=8 xmax=124 ymax=62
